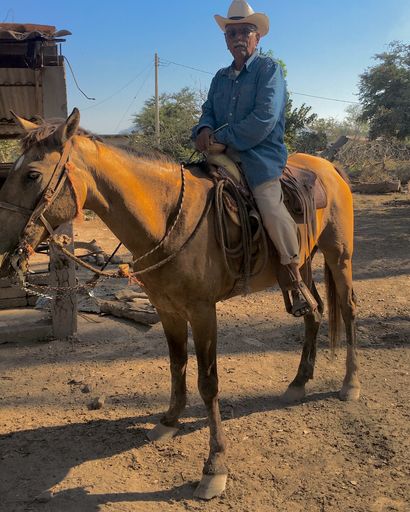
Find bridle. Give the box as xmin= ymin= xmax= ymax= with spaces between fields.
xmin=0 ymin=140 xmax=73 ymax=274
xmin=0 ymin=140 xmax=214 ymax=295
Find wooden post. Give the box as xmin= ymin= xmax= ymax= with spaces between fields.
xmin=155 ymin=52 xmax=160 ymax=146
xmin=42 ymin=64 xmax=77 ymax=339
xmin=49 ymin=224 xmax=77 ymax=338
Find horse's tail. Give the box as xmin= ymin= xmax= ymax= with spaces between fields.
xmin=324 ymin=262 xmax=342 ymax=353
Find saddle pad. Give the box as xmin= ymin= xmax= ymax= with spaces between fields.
xmin=280 ymin=165 xmax=327 ymax=216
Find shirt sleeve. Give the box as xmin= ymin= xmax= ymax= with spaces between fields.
xmin=192 ymin=74 xmax=218 ymax=139
xmin=215 ymin=61 xmax=286 ymax=151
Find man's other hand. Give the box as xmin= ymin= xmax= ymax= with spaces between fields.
xmin=195 ymin=127 xmax=213 ymax=152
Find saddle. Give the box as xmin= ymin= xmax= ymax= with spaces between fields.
xmin=207 ymin=150 xmax=327 ymax=226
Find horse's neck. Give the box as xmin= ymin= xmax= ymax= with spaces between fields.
xmin=78 ymin=140 xmax=178 ymax=256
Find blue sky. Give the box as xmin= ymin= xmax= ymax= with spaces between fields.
xmin=2 ymin=1 xmax=409 ymax=134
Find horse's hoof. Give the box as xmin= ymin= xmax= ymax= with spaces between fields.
xmin=146 ymin=422 xmax=179 ymax=442
xmin=281 ymin=385 xmax=305 ymax=403
xmin=339 ymin=385 xmax=360 ymax=401
xmin=194 ymin=473 xmax=227 ymax=500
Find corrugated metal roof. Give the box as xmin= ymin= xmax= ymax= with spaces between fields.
xmin=0 ymin=23 xmax=71 ymax=41
xmin=0 ymin=68 xmax=41 ymax=136
xmin=0 ymin=23 xmax=69 ymax=137
xmin=0 ymin=69 xmax=40 ymax=117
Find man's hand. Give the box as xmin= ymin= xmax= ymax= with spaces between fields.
xmin=195 ymin=127 xmax=214 ymax=152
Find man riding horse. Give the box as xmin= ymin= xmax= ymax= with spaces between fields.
xmin=193 ymin=0 xmax=316 ymax=316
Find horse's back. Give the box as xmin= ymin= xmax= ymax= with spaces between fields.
xmin=287 ymin=153 xmax=352 ymax=199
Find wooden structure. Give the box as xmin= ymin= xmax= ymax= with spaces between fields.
xmin=0 ymin=22 xmax=77 ymax=341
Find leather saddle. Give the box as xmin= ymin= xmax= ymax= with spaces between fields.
xmin=206 ymin=148 xmax=327 ymax=223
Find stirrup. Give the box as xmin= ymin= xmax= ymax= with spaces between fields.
xmin=282 ymin=285 xmax=318 ymax=317
xmin=293 ymin=283 xmax=318 ymax=317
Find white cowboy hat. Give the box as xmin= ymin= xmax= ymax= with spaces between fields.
xmin=214 ymin=0 xmax=269 ymax=37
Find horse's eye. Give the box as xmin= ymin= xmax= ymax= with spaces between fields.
xmin=27 ymin=171 xmax=41 ymax=181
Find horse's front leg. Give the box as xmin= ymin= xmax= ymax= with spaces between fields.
xmin=190 ymin=302 xmax=227 ymax=500
xmin=147 ymin=309 xmax=188 ymax=441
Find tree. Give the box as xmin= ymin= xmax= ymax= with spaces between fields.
xmin=259 ymin=48 xmax=317 ymax=151
xmin=132 ymin=87 xmax=201 ymax=160
xmin=285 ymin=97 xmax=317 ymax=150
xmin=358 ymin=42 xmax=410 ymax=140
xmin=293 ymin=129 xmax=327 ymax=155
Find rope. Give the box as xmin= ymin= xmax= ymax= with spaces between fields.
xmin=132 ymin=164 xmax=186 ymax=266
xmin=213 ymin=173 xmax=268 ymax=292
xmin=281 ymin=169 xmax=317 ymax=287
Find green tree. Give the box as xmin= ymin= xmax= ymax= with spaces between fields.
xmin=132 ymin=87 xmax=201 ymax=160
xmin=293 ymin=129 xmax=327 ymax=155
xmin=285 ymin=97 xmax=317 ymax=150
xmin=259 ymin=48 xmax=317 ymax=150
xmin=358 ymin=42 xmax=410 ymax=140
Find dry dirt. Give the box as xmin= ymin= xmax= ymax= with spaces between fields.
xmin=0 ymin=194 xmax=409 ymax=512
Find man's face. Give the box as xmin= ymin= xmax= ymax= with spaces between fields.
xmin=225 ymin=23 xmax=260 ymax=62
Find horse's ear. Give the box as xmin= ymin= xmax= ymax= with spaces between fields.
xmin=55 ymin=108 xmax=81 ymax=145
xmin=10 ymin=111 xmax=39 ymax=132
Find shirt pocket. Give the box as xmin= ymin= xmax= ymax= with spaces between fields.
xmin=212 ymin=91 xmax=228 ymax=123
xmin=236 ymin=83 xmax=256 ymax=119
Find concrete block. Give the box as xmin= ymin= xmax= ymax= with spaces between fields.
xmin=0 ymin=308 xmax=52 ymax=343
xmin=0 ymin=297 xmax=28 ymax=309
xmin=0 ymin=287 xmax=27 ymax=300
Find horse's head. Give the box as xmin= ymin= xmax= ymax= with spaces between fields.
xmin=0 ymin=108 xmax=82 ymax=278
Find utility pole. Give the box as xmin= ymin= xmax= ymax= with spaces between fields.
xmin=155 ymin=52 xmax=160 ymax=146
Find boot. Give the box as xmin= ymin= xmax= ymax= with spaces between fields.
xmin=285 ymin=263 xmax=318 ymax=317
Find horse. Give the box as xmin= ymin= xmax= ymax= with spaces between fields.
xmin=0 ymin=109 xmax=359 ymax=500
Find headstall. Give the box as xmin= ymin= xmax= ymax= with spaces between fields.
xmin=0 ymin=140 xmax=73 ymax=274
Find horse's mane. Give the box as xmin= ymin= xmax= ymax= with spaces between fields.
xmin=21 ymin=119 xmax=178 ymax=165
xmin=21 ymin=119 xmax=98 ymax=152
xmin=116 ymin=144 xmax=177 ymax=164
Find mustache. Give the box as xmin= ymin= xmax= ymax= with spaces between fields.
xmin=233 ymin=43 xmax=247 ymax=49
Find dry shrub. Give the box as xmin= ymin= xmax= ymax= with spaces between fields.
xmin=337 ymin=138 xmax=410 ymax=183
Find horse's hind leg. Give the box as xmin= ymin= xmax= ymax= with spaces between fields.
xmin=189 ymin=302 xmax=227 ymax=500
xmin=147 ymin=309 xmax=188 ymax=441
xmin=282 ymin=280 xmax=324 ymax=402
xmin=320 ymin=242 xmax=360 ymax=401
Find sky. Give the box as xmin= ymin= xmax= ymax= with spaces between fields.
xmin=2 ymin=0 xmax=409 ymax=134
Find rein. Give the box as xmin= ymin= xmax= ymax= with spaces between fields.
xmin=50 ymin=164 xmax=214 ymax=280
xmin=0 ymin=141 xmax=73 ymax=274
xmin=7 ymin=158 xmax=214 ymax=296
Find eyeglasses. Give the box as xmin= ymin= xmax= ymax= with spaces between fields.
xmin=225 ymin=27 xmax=256 ymax=39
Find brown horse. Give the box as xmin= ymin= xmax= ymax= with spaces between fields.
xmin=0 ymin=109 xmax=359 ymax=499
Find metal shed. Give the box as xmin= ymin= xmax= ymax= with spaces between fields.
xmin=0 ymin=22 xmax=76 ymax=340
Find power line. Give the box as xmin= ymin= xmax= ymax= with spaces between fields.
xmin=80 ymin=61 xmax=153 ymax=111
xmin=290 ymin=91 xmax=359 ymax=105
xmin=64 ymin=56 xmax=95 ymax=101
xmin=161 ymin=59 xmax=214 ymax=76
xmin=161 ymin=58 xmax=359 ymax=105
xmin=114 ymin=64 xmax=154 ymax=132
xmin=2 ymin=8 xmax=14 ymax=22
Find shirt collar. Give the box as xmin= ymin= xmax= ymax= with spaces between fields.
xmin=222 ymin=50 xmax=259 ymax=78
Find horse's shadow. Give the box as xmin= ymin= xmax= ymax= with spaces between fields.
xmin=0 ymin=390 xmax=337 ymax=510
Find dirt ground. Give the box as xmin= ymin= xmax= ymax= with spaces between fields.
xmin=0 ymin=194 xmax=409 ymax=512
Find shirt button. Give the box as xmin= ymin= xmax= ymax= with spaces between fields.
xmin=233 ymin=96 xmax=236 ymax=100
xmin=229 ymin=113 xmax=233 ymax=116
xmin=235 ymin=81 xmax=239 ymax=84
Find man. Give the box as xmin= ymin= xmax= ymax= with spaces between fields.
xmin=193 ymin=0 xmax=316 ymax=316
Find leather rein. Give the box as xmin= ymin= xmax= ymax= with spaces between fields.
xmin=0 ymin=142 xmax=214 ymax=291
xmin=0 ymin=141 xmax=73 ymax=274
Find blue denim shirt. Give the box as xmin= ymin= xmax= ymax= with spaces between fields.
xmin=193 ymin=52 xmax=288 ymax=189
